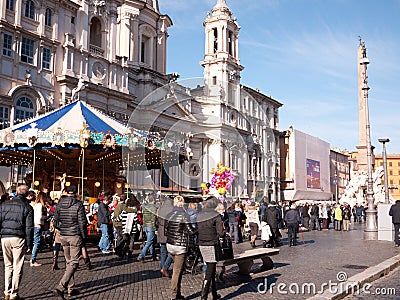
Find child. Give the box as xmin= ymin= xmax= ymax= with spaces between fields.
xmin=260 ymin=221 xmax=272 ymax=248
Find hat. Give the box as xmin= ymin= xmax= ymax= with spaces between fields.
xmin=66 ymin=185 xmax=77 ymax=195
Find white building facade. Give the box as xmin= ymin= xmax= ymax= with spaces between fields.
xmin=189 ymin=0 xmax=283 ymax=201
xmin=0 ymin=0 xmax=283 ymax=202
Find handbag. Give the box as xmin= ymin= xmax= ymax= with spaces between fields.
xmin=216 ymin=234 xmax=233 ymax=261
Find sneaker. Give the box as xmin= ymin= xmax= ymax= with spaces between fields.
xmin=53 ymin=288 xmax=65 ymax=300
xmin=136 ymin=257 xmax=145 ymax=263
xmin=30 ymin=261 xmax=42 ymax=267
xmin=68 ymin=289 xmax=80 ymax=297
xmin=101 ymin=250 xmax=111 ymax=254
xmin=10 ymin=296 xmax=24 ymax=300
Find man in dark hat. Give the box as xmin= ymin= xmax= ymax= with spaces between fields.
xmin=53 ymin=185 xmax=87 ymax=300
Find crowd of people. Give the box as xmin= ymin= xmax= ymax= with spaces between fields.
xmin=0 ymin=185 xmax=386 ymax=300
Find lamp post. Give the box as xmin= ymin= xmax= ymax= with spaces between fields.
xmin=360 ymin=43 xmax=377 ymax=240
xmin=378 ymin=138 xmax=390 ymax=204
xmin=334 ymin=169 xmax=338 ymax=204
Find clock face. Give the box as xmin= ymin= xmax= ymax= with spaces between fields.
xmin=92 ymin=62 xmax=106 ymax=79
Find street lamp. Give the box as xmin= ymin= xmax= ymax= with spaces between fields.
xmin=334 ymin=169 xmax=338 ymax=204
xmin=378 ymin=138 xmax=390 ymax=204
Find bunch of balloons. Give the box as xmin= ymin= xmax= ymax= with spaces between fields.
xmin=208 ymin=162 xmax=236 ymax=200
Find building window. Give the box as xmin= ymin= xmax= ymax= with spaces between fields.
xmin=213 ymin=28 xmax=218 ymax=53
xmin=380 ymin=162 xmax=383 ymax=166
xmin=390 ymin=179 xmax=393 ymax=185
xmin=25 ymin=0 xmax=35 ymax=19
xmin=390 ymin=170 xmax=393 ymax=176
xmin=42 ymin=47 xmax=51 ymax=69
xmin=3 ymin=34 xmax=13 ymax=57
xmin=6 ymin=0 xmax=14 ymax=11
xmin=45 ymin=8 xmax=52 ymax=26
xmin=0 ymin=107 xmax=10 ymax=129
xmin=398 ymin=170 xmax=400 ymax=176
xmin=228 ymin=31 xmax=233 ymax=55
xmin=15 ymin=96 xmax=34 ymax=124
xmin=389 ymin=162 xmax=393 ymax=167
xmin=212 ymin=76 xmax=217 ymax=86
xmin=21 ymin=37 xmax=34 ymax=64
xmin=89 ymin=17 xmax=102 ymax=47
xmin=140 ymin=35 xmax=151 ymax=64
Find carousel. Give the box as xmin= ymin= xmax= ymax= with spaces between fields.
xmin=0 ymin=100 xmax=187 ymax=201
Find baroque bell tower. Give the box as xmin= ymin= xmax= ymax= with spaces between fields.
xmin=200 ymin=0 xmax=244 ymax=106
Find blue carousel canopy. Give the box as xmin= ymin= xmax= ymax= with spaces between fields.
xmin=12 ymin=100 xmax=129 ymax=135
xmin=0 ymin=100 xmax=171 ymax=150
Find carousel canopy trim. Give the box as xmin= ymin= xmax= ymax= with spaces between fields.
xmin=0 ymin=100 xmax=173 ymax=150
xmin=12 ymin=101 xmax=129 ymax=135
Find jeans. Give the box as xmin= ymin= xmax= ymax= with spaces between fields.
xmin=202 ymin=262 xmax=218 ymax=299
xmin=394 ymin=224 xmax=400 ymax=246
xmin=138 ymin=227 xmax=155 ymax=259
xmin=287 ymin=223 xmax=298 ymax=245
xmin=229 ymin=222 xmax=239 ymax=243
xmin=334 ymin=220 xmax=342 ymax=231
xmin=357 ymin=215 xmax=362 ymax=223
xmin=2 ymin=237 xmax=26 ymax=299
xmin=160 ymin=243 xmax=173 ymax=270
xmin=310 ymin=216 xmax=320 ymax=230
xmin=98 ymin=224 xmax=110 ymax=251
xmin=31 ymin=226 xmax=41 ymax=262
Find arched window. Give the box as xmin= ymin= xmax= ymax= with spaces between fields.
xmin=90 ymin=17 xmax=102 ymax=47
xmin=25 ymin=0 xmax=35 ymax=19
xmin=6 ymin=0 xmax=14 ymax=11
xmin=15 ymin=96 xmax=34 ymax=124
xmin=45 ymin=8 xmax=52 ymax=26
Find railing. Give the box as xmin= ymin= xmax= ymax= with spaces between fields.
xmin=89 ymin=44 xmax=104 ymax=56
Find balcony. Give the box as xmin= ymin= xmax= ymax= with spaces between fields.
xmin=89 ymin=44 xmax=104 ymax=57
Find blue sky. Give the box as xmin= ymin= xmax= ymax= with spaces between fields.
xmin=159 ymin=0 xmax=400 ymax=154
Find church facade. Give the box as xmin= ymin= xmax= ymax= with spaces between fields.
xmin=0 ymin=0 xmax=283 ymax=202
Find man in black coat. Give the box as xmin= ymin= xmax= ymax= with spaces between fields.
xmin=389 ymin=200 xmax=400 ymax=247
xmin=285 ymin=204 xmax=300 ymax=247
xmin=53 ymin=186 xmax=87 ymax=300
xmin=266 ymin=202 xmax=281 ymax=247
xmin=0 ymin=184 xmax=33 ymax=300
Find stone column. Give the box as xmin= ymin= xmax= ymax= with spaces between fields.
xmin=109 ymin=6 xmax=117 ymax=61
xmin=52 ymin=11 xmax=58 ymax=41
xmin=119 ymin=12 xmax=131 ymax=59
xmin=0 ymin=0 xmax=6 ymax=20
xmin=149 ymin=36 xmax=154 ymax=69
xmin=235 ymin=34 xmax=239 ymax=60
xmin=9 ymin=105 xmax=15 ymax=127
xmin=38 ymin=6 xmax=45 ymax=36
xmin=14 ymin=0 xmax=22 ymax=26
xmin=132 ymin=15 xmax=139 ymax=63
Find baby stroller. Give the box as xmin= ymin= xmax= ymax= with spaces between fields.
xmin=184 ymin=234 xmax=203 ymax=275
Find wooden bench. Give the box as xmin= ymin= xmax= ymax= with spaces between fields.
xmin=216 ymin=248 xmax=279 ymax=281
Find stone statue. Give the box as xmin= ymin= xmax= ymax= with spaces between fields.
xmin=71 ymin=78 xmax=87 ymax=101
xmin=340 ymin=166 xmax=395 ymax=207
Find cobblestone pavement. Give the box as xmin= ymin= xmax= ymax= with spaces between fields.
xmin=1 ymin=223 xmax=399 ymax=300
xmin=345 ymin=266 xmax=400 ymax=300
